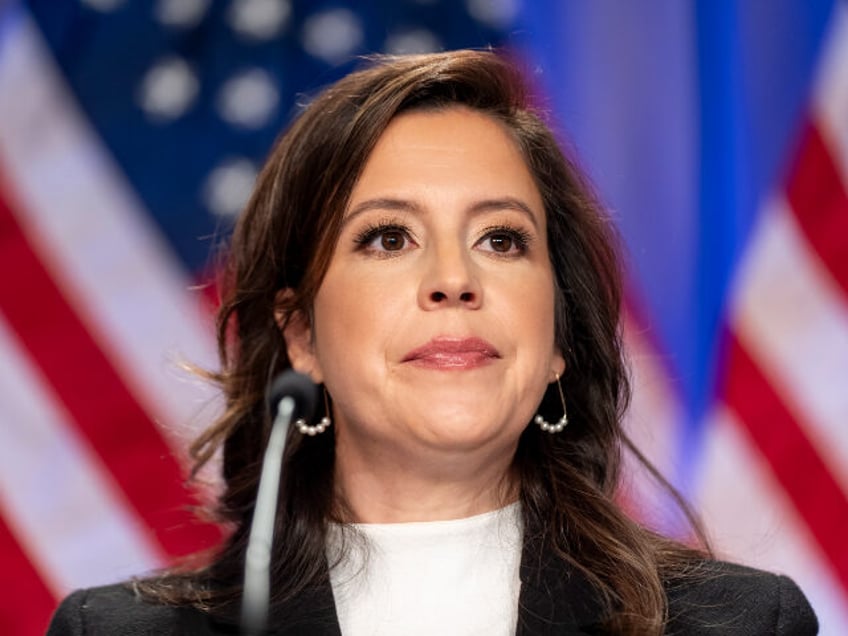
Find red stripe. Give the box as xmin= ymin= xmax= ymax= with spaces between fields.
xmin=0 ymin=514 xmax=57 ymax=636
xmin=721 ymin=334 xmax=848 ymax=593
xmin=0 ymin=174 xmax=221 ymax=559
xmin=785 ymin=121 xmax=848 ymax=296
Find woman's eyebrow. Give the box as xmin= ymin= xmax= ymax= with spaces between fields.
xmin=467 ymin=197 xmax=539 ymax=229
xmin=343 ymin=198 xmax=421 ymax=227
xmin=343 ymin=196 xmax=539 ymax=228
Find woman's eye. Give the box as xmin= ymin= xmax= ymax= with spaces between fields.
xmin=487 ymin=233 xmax=514 ymax=253
xmin=377 ymin=229 xmax=406 ymax=251
xmin=354 ymin=224 xmax=414 ymax=255
xmin=478 ymin=228 xmax=529 ymax=255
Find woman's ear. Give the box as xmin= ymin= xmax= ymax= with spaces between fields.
xmin=552 ymin=349 xmax=566 ymax=381
xmin=275 ymin=289 xmax=324 ymax=384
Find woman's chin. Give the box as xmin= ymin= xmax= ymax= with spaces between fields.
xmin=403 ymin=407 xmax=525 ymax=454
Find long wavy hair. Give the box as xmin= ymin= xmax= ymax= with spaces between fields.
xmin=139 ymin=50 xmax=706 ymax=634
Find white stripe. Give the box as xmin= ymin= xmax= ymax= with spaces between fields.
xmin=731 ymin=197 xmax=848 ymax=494
xmin=0 ymin=9 xmax=221 ymax=463
xmin=621 ymin=317 xmax=685 ymax=529
xmin=696 ymin=407 xmax=848 ymax=636
xmin=813 ymin=1 xmax=848 ymax=189
xmin=0 ymin=315 xmax=163 ymax=596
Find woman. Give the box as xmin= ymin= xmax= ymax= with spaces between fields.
xmin=48 ymin=50 xmax=817 ymax=635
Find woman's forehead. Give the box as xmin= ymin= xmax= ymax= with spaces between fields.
xmin=345 ymin=107 xmax=544 ymax=221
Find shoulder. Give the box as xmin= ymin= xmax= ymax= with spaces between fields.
xmin=46 ymin=583 xmax=233 ymax=636
xmin=664 ymin=559 xmax=818 ymax=635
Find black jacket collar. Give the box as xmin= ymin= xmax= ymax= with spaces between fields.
xmin=515 ymin=531 xmax=606 ymax=635
xmin=212 ymin=531 xmax=608 ymax=635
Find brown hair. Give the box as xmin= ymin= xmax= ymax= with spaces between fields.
xmin=140 ymin=50 xmax=706 ymax=634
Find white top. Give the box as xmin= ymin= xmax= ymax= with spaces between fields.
xmin=327 ymin=502 xmax=523 ymax=636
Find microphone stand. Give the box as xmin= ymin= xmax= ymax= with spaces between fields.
xmin=240 ymin=395 xmax=295 ymax=636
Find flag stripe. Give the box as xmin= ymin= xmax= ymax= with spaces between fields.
xmin=722 ymin=335 xmax=848 ymax=594
xmin=696 ymin=407 xmax=848 ymax=634
xmin=732 ymin=198 xmax=848 ymax=494
xmin=0 ymin=515 xmax=55 ymax=636
xmin=0 ymin=11 xmax=221 ymax=460
xmin=0 ymin=180 xmax=219 ymax=559
xmin=0 ymin=309 xmax=163 ymax=596
xmin=786 ymin=122 xmax=848 ymax=296
xmin=621 ymin=313 xmax=685 ymax=532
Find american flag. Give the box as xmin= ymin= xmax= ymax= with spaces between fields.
xmin=0 ymin=1 xmax=846 ymax=634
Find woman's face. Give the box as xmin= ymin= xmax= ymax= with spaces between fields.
xmin=285 ymin=107 xmax=564 ymax=463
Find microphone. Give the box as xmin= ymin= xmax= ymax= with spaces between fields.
xmin=266 ymin=371 xmax=319 ymax=424
xmin=241 ymin=370 xmax=318 ymax=636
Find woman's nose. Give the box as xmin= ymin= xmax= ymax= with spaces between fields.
xmin=417 ymin=245 xmax=483 ymax=310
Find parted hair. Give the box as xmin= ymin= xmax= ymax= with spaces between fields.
xmin=139 ymin=50 xmax=706 ymax=634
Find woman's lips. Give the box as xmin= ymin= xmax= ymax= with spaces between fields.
xmin=401 ymin=337 xmax=500 ymax=370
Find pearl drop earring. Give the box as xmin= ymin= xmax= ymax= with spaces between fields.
xmin=534 ymin=373 xmax=568 ymax=433
xmin=295 ymin=386 xmax=332 ymax=436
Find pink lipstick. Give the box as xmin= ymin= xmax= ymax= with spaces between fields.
xmin=401 ymin=337 xmax=500 ymax=370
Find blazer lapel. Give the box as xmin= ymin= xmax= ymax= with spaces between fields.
xmin=259 ymin=548 xmax=607 ymax=636
xmin=203 ymin=574 xmax=341 ymax=636
xmin=269 ymin=580 xmax=342 ymax=636
xmin=516 ymin=533 xmax=608 ymax=635
xmin=207 ymin=529 xmax=607 ymax=635
xmin=263 ymin=538 xmax=608 ymax=636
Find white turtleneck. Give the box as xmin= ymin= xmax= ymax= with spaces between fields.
xmin=326 ymin=502 xmax=523 ymax=636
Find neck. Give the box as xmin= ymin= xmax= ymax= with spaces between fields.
xmin=333 ymin=433 xmax=519 ymax=523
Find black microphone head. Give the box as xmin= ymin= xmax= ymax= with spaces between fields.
xmin=266 ymin=370 xmax=319 ymax=423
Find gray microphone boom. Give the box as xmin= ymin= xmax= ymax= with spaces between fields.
xmin=241 ymin=370 xmax=318 ymax=635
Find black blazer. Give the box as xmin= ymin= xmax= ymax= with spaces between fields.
xmin=47 ymin=538 xmax=818 ymax=635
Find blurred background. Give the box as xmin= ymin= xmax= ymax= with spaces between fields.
xmin=1 ymin=0 xmax=846 ymax=633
